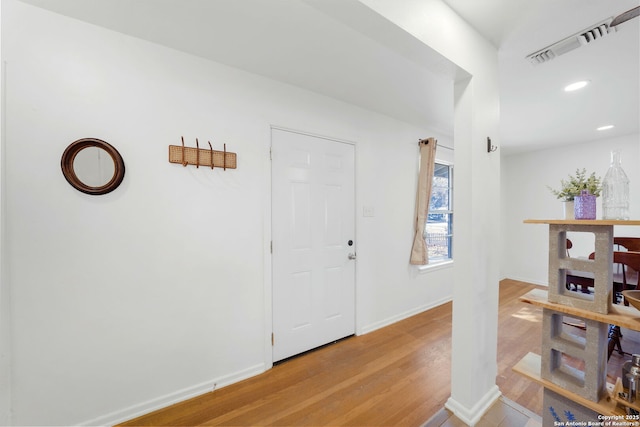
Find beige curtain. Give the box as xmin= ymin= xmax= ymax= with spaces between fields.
xmin=410 ymin=138 xmax=438 ymax=265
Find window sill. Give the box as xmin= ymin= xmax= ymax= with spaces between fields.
xmin=417 ymin=260 xmax=453 ymax=274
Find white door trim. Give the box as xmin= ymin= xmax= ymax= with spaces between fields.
xmin=265 ymin=125 xmax=357 ymax=366
xmin=270 ymin=125 xmax=358 ymax=147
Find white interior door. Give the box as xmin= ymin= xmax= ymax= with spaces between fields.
xmin=271 ymin=128 xmax=355 ymax=362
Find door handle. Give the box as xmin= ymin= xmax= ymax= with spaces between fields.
xmin=348 ymin=253 xmax=356 ymax=260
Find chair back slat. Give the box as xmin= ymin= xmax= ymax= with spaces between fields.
xmin=614 ymin=237 xmax=640 ymax=252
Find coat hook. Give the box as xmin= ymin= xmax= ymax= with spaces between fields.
xmin=195 ymin=138 xmax=200 ymax=168
xmin=181 ymin=136 xmax=188 ymax=166
xmin=169 ymin=138 xmax=237 ymax=170
xmin=487 ymin=137 xmax=498 ymax=153
xmin=208 ymin=141 xmax=214 ymax=169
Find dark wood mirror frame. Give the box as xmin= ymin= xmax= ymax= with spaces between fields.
xmin=61 ymin=138 xmax=125 ymax=195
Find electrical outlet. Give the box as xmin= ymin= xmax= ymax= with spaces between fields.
xmin=363 ymin=206 xmax=375 ymax=217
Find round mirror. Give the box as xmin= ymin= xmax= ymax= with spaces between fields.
xmin=73 ymin=146 xmax=116 ymax=187
xmin=61 ymin=138 xmax=125 ymax=195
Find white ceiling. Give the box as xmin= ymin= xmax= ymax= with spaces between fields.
xmin=14 ymin=0 xmax=640 ymax=154
xmin=446 ymin=0 xmax=639 ymax=153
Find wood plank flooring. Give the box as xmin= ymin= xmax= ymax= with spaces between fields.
xmin=118 ymin=280 xmax=549 ymax=426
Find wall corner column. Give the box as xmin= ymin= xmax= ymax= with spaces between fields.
xmin=445 ymin=69 xmax=501 ymax=424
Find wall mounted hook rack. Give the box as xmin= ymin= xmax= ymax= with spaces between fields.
xmin=169 ymin=136 xmax=237 ymax=170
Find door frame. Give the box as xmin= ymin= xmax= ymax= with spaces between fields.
xmin=264 ymin=125 xmax=358 ymax=367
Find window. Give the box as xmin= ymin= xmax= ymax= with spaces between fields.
xmin=425 ymin=162 xmax=453 ymax=261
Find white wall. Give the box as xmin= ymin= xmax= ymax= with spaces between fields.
xmin=358 ymin=0 xmax=501 ymax=424
xmin=502 ymin=133 xmax=640 ymax=285
xmin=0 ymin=3 xmax=9 ymax=425
xmin=1 ymin=1 xmax=455 ymax=425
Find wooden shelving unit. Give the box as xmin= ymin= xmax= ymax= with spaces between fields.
xmin=517 ymin=289 xmax=640 ymax=416
xmin=520 ymin=288 xmax=640 ymax=331
xmin=514 ymin=219 xmax=640 ymax=421
xmin=513 ymin=352 xmax=620 ymax=416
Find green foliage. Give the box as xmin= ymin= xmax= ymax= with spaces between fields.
xmin=548 ymin=168 xmax=602 ymax=201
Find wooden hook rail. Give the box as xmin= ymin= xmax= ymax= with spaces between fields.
xmin=168 ymin=136 xmax=237 ymax=170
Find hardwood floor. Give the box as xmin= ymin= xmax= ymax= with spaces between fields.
xmin=496 ymin=280 xmax=543 ymax=415
xmin=118 ymin=280 xmax=546 ymax=426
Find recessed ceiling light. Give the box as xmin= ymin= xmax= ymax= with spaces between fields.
xmin=564 ymin=80 xmax=590 ymax=92
xmin=597 ymin=125 xmax=614 ymax=131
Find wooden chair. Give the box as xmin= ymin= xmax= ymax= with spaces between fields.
xmin=614 ymin=251 xmax=640 ymax=297
xmin=613 ymin=238 xmax=640 ymax=283
xmin=581 ymin=250 xmax=640 ymax=299
xmin=608 ymin=251 xmax=640 ymax=359
xmin=559 ymin=239 xmax=640 ymax=358
xmin=571 ymin=250 xmax=640 ymax=358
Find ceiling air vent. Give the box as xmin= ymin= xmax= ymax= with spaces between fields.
xmin=526 ymin=19 xmax=614 ymax=65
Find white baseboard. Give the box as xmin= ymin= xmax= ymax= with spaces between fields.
xmin=357 ymin=296 xmax=452 ymax=335
xmin=445 ymin=385 xmax=501 ymax=426
xmin=79 ymin=363 xmax=266 ymax=427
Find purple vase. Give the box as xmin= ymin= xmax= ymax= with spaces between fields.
xmin=574 ymin=190 xmax=596 ymax=220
